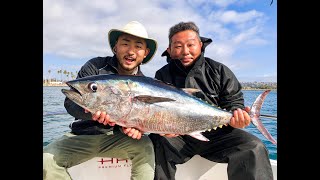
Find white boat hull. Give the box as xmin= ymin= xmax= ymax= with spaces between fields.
xmin=68 ymin=155 xmax=277 ymax=180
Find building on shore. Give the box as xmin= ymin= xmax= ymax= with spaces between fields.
xmin=43 ymin=81 xmax=67 ymax=87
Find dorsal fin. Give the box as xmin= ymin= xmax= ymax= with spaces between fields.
xmin=188 ymin=131 xmax=209 ymax=141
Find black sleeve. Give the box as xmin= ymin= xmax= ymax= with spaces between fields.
xmin=218 ymin=65 xmax=244 ymax=111
xmin=64 ymin=60 xmax=100 ymax=120
xmin=154 ymin=70 xmax=164 ymax=81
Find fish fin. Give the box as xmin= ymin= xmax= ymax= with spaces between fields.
xmin=250 ymin=90 xmax=277 ymax=145
xmin=188 ymin=131 xmax=209 ymax=141
xmin=134 ymin=95 xmax=175 ymax=103
xmin=182 ymin=88 xmax=201 ymax=95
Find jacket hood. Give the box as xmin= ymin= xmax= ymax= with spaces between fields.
xmin=161 ymin=36 xmax=213 ymax=58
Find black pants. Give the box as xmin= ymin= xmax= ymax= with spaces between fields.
xmin=149 ymin=126 xmax=273 ymax=180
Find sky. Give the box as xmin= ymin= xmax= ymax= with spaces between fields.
xmin=43 ymin=0 xmax=277 ymax=82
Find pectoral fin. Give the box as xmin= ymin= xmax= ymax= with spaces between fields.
xmin=134 ymin=95 xmax=175 ymax=104
xmin=188 ymin=131 xmax=209 ymax=141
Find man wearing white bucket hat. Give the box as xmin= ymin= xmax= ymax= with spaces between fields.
xmin=43 ymin=21 xmax=157 ymax=180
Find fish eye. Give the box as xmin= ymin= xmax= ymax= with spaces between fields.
xmin=88 ymin=82 xmax=98 ymax=92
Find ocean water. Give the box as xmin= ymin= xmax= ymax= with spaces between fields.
xmin=43 ymin=87 xmax=277 ymax=160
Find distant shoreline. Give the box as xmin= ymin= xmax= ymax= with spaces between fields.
xmin=43 ymin=85 xmax=68 ymax=87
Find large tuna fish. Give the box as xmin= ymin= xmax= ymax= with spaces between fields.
xmin=61 ymin=74 xmax=277 ymax=145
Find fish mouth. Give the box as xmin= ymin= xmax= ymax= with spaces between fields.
xmin=61 ymin=82 xmax=83 ymax=101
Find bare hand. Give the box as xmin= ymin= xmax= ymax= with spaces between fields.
xmin=85 ymin=109 xmax=116 ymax=126
xmin=229 ymin=107 xmax=251 ymax=128
xmin=122 ymin=127 xmax=144 ymax=139
xmin=160 ymin=134 xmax=179 ymax=138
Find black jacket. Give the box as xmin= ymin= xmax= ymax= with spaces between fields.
xmin=155 ymin=37 xmax=244 ymax=112
xmin=64 ymin=56 xmax=144 ymax=135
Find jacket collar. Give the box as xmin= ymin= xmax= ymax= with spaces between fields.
xmin=171 ymin=53 xmax=205 ymax=74
xmin=166 ymin=36 xmax=211 ymax=74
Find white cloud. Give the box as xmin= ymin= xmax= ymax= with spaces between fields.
xmin=232 ymin=26 xmax=261 ymax=44
xmin=245 ymin=38 xmax=268 ymax=45
xmin=237 ymin=73 xmax=277 ymax=82
xmin=211 ymin=0 xmax=237 ymax=7
xmin=43 ymin=0 xmax=276 ymax=81
xmin=219 ymin=10 xmax=263 ymax=24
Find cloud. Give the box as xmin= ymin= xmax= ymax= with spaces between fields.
xmin=237 ymin=73 xmax=277 ymax=82
xmin=218 ymin=10 xmax=264 ymax=24
xmin=43 ymin=0 xmax=276 ymax=81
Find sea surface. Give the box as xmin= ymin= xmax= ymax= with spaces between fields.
xmin=43 ymin=87 xmax=277 ymax=160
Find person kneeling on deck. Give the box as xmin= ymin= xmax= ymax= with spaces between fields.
xmin=148 ymin=21 xmax=274 ymax=180
xmin=43 ymin=21 xmax=157 ymax=180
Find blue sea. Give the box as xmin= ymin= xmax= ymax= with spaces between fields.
xmin=43 ymin=87 xmax=277 ymax=160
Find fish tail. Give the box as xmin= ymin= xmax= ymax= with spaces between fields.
xmin=250 ymin=90 xmax=277 ymax=145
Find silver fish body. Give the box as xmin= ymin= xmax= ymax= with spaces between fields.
xmin=62 ymin=74 xmax=276 ymax=144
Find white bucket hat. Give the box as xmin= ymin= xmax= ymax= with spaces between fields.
xmin=108 ymin=21 xmax=158 ymax=64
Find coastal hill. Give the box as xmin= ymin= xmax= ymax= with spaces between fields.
xmin=241 ymin=82 xmax=277 ymax=90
